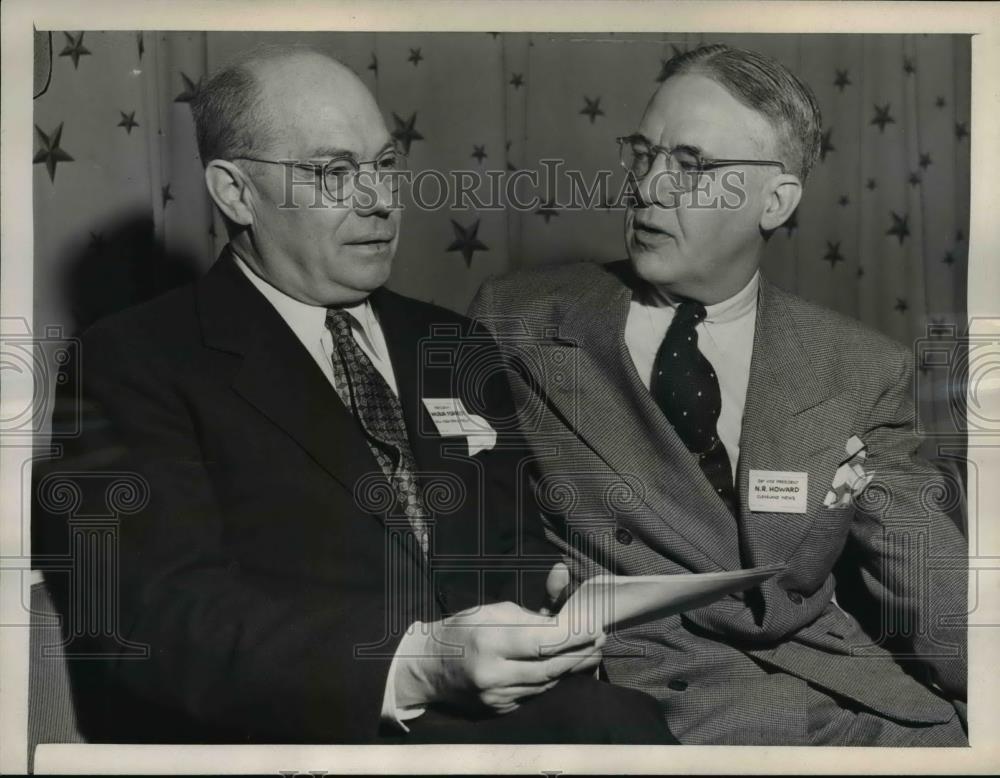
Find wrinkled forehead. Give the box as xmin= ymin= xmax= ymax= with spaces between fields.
xmin=254 ymin=55 xmax=391 ymax=158
xmin=638 ymin=72 xmax=778 ymax=158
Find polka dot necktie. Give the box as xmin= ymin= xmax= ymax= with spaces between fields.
xmin=325 ymin=309 xmax=430 ymax=556
xmin=650 ymin=301 xmax=739 ymax=517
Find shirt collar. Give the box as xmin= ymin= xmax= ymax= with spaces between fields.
xmin=232 ymin=251 xmax=385 ymax=359
xmin=645 ymin=270 xmax=760 ymax=325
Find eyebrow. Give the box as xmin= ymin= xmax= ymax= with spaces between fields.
xmin=305 ymin=140 xmax=396 ymax=159
xmin=672 ymin=142 xmax=707 ymax=158
xmin=632 ymin=134 xmax=708 ymax=158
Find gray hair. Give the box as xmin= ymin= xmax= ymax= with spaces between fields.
xmin=660 ymin=44 xmax=823 ymax=182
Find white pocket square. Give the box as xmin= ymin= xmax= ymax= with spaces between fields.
xmin=823 ymin=435 xmax=873 ymax=509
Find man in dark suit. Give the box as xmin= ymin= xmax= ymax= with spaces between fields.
xmin=33 ymin=46 xmax=672 ymax=745
xmin=471 ymin=44 xmax=967 ymax=745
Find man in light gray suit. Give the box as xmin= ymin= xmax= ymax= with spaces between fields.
xmin=470 ymin=44 xmax=967 ymax=745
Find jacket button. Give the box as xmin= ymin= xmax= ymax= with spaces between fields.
xmin=615 ymin=528 xmax=633 ymax=545
xmin=787 ymin=590 xmax=803 ymax=605
xmin=667 ymin=679 xmax=688 ymax=692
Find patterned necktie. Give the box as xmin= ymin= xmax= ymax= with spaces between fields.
xmin=650 ymin=301 xmax=739 ymax=517
xmin=325 ymin=308 xmax=430 ymax=556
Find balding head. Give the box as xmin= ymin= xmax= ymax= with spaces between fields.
xmin=196 ymin=44 xmax=400 ymax=307
xmin=191 ymin=45 xmax=372 ymax=166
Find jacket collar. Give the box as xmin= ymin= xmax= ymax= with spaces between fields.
xmin=197 ymin=247 xmax=386 ymax=501
xmin=542 ymin=261 xmax=743 ymax=572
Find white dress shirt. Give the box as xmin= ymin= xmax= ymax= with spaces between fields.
xmin=234 ymin=254 xmax=423 ymax=731
xmin=234 ymin=254 xmax=398 ymax=395
xmin=624 ymin=271 xmax=760 ymax=478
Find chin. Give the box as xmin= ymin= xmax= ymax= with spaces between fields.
xmin=347 ymin=249 xmax=394 ymax=283
xmin=628 ymin=243 xmax=682 ymax=286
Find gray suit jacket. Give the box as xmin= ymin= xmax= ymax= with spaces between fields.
xmin=470 ymin=260 xmax=966 ymax=744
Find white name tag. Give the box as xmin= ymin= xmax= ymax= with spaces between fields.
xmin=748 ymin=470 xmax=809 ymax=514
xmin=421 ymin=397 xmax=497 ymax=456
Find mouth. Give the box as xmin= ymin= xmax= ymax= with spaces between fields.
xmin=630 ymin=220 xmax=672 ymax=244
xmin=345 ymin=235 xmax=396 ymax=249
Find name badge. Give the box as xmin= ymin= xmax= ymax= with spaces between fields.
xmin=422 ymin=397 xmax=497 ymax=456
xmin=748 ymin=470 xmax=809 ymax=514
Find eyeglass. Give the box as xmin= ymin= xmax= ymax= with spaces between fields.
xmin=233 ymin=147 xmax=407 ymax=202
xmin=616 ymin=134 xmax=785 ymax=192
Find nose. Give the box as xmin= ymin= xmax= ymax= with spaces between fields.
xmin=351 ymin=169 xmax=397 ymax=216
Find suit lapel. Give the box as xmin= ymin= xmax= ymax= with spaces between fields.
xmin=735 ymin=278 xmax=838 ymax=566
xmin=197 ymin=249 xmax=383 ymax=502
xmin=544 ymin=264 xmax=741 ymax=573
xmin=371 ymin=289 xmax=484 ymax=561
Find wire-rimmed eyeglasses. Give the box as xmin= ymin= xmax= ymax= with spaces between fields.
xmin=233 ymin=147 xmax=407 ymax=203
xmin=616 ymin=134 xmax=785 ymax=192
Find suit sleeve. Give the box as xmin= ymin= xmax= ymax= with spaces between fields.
xmin=468 ymin=280 xmax=561 ymax=611
xmin=843 ymin=348 xmax=967 ymax=700
xmin=36 ymin=323 xmax=402 ymax=743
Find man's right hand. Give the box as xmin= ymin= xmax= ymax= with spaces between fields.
xmin=394 ymin=600 xmax=605 ymax=715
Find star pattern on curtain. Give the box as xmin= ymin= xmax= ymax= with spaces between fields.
xmin=174 ymin=73 xmax=203 ymax=103
xmin=391 ymin=112 xmax=424 ymax=154
xmin=59 ymin=32 xmax=91 ymax=70
xmin=823 ymin=241 xmax=845 ymax=268
xmin=580 ymin=96 xmax=605 ymax=124
xmin=30 ymin=28 xmax=971 ymax=387
xmin=33 ymin=123 xmax=74 ymax=182
xmin=871 ymin=103 xmax=896 ymax=133
xmin=117 ymin=110 xmax=139 ymax=134
xmin=887 ymin=211 xmax=910 ymax=245
xmin=446 ymin=218 xmax=489 ymax=266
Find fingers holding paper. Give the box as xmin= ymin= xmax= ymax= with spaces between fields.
xmin=539 ymin=561 xmax=572 ymax=616
xmin=394 ymin=600 xmax=604 ymax=715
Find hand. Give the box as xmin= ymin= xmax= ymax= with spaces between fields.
xmin=539 ymin=562 xmax=571 ymax=616
xmin=396 ymin=600 xmax=604 ymax=715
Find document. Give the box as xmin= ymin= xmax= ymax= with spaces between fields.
xmin=558 ymin=563 xmax=787 ymax=630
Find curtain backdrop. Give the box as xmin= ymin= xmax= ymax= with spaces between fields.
xmin=33 ymin=31 xmax=970 ymax=445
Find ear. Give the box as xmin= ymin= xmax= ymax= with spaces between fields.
xmin=759 ymin=173 xmax=802 ymax=233
xmin=204 ymin=160 xmax=255 ymax=227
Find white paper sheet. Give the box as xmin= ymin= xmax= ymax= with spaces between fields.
xmin=558 ymin=563 xmax=787 ymax=631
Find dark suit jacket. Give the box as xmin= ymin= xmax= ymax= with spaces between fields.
xmin=471 ymin=260 xmax=967 ymax=744
xmin=34 ymin=249 xmax=557 ymax=743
